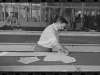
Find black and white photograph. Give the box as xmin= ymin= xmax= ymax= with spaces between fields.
xmin=0 ymin=0 xmax=100 ymax=74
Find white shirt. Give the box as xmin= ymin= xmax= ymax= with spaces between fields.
xmin=37 ymin=23 xmax=60 ymax=48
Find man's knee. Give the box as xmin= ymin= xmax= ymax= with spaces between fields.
xmin=34 ymin=45 xmax=52 ymax=52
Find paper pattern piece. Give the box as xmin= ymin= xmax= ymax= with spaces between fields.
xmin=44 ymin=53 xmax=76 ymax=63
xmin=17 ymin=57 xmax=40 ymax=64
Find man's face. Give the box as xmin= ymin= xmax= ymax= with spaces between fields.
xmin=59 ymin=23 xmax=66 ymax=30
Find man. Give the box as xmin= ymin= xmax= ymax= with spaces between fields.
xmin=96 ymin=12 xmax=100 ymax=32
xmin=34 ymin=16 xmax=69 ymax=55
xmin=88 ymin=11 xmax=97 ymax=31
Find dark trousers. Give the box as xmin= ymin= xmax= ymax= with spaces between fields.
xmin=34 ymin=44 xmax=52 ymax=52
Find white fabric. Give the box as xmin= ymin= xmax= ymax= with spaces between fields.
xmin=44 ymin=53 xmax=76 ymax=63
xmin=0 ymin=52 xmax=8 ymax=56
xmin=17 ymin=57 xmax=40 ymax=64
xmin=37 ymin=23 xmax=59 ymax=48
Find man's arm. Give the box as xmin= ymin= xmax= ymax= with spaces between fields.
xmin=52 ymin=39 xmax=69 ymax=55
xmin=56 ymin=43 xmax=69 ymax=55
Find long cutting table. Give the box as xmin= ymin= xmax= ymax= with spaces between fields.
xmin=0 ymin=52 xmax=100 ymax=72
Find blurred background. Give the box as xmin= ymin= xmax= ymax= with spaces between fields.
xmin=0 ymin=2 xmax=100 ymax=32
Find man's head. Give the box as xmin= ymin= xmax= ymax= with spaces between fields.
xmin=54 ymin=16 xmax=69 ymax=30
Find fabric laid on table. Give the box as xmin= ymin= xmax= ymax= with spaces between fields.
xmin=44 ymin=53 xmax=76 ymax=63
xmin=17 ymin=57 xmax=40 ymax=64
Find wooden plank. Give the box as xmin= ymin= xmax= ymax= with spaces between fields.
xmin=0 ymin=65 xmax=100 ymax=72
xmin=0 ymin=52 xmax=57 ymax=56
xmin=0 ymin=31 xmax=100 ymax=36
xmin=0 ymin=65 xmax=77 ymax=72
xmin=76 ymin=65 xmax=100 ymax=72
xmin=0 ymin=44 xmax=100 ymax=52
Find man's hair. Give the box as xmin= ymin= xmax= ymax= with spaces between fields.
xmin=55 ymin=16 xmax=68 ymax=24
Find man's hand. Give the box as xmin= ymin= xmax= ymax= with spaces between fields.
xmin=58 ymin=48 xmax=70 ymax=55
xmin=54 ymin=43 xmax=70 ymax=55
